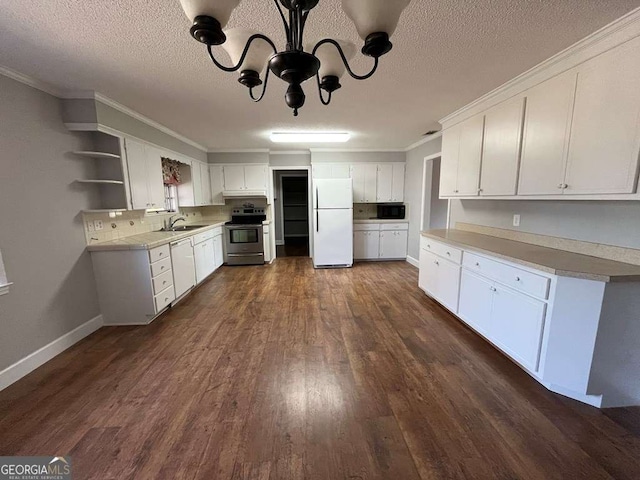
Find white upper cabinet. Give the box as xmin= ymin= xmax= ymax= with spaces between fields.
xmin=312 ymin=163 xmax=350 ymax=179
xmin=199 ymin=163 xmax=212 ymax=205
xmin=209 ymin=165 xmax=225 ymax=205
xmin=376 ymin=163 xmax=405 ymax=202
xmin=191 ymin=160 xmax=203 ymax=205
xmin=440 ymin=124 xmax=460 ymax=197
xmin=222 ymin=165 xmax=246 ymax=191
xmin=391 ymin=163 xmax=405 ymax=202
xmin=440 ymin=31 xmax=640 ymax=200
xmin=440 ymin=114 xmax=484 ymax=197
xmin=376 ymin=163 xmax=393 ymax=202
xmin=125 ymin=139 xmax=165 ymax=210
xmin=350 ymin=164 xmax=377 ymax=203
xmin=564 ymin=36 xmax=640 ymax=195
xmin=244 ymin=164 xmax=268 ymax=190
xmin=518 ymin=70 xmax=578 ymax=195
xmin=221 ymin=164 xmax=268 ymax=193
xmin=480 ymin=96 xmax=525 ymax=196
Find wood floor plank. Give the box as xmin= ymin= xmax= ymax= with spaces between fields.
xmin=0 ymin=258 xmax=639 ymax=479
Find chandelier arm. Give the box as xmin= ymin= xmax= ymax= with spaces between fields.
xmin=249 ymin=68 xmax=271 ymax=102
xmin=312 ymin=39 xmax=380 ymax=80
xmin=206 ymin=34 xmax=278 ymax=73
xmin=300 ymin=11 xmax=309 ymax=49
xmin=315 ymin=72 xmax=332 ymax=106
xmin=272 ymin=0 xmax=290 ymax=43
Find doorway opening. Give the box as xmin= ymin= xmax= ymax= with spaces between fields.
xmin=274 ymin=170 xmax=310 ymax=257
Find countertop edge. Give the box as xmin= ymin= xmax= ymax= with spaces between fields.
xmin=87 ymin=221 xmax=228 ymax=252
xmin=420 ymin=231 xmax=624 ymax=283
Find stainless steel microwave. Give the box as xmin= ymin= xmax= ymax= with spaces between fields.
xmin=377 ymin=204 xmax=405 ymax=220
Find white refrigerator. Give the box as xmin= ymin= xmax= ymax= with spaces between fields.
xmin=313 ymin=178 xmax=353 ymax=268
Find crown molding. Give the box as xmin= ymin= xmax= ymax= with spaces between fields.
xmin=309 ymin=148 xmax=405 ymax=153
xmin=0 ymin=65 xmax=62 ymax=97
xmin=404 ymin=131 xmax=443 ymax=152
xmin=269 ymin=150 xmax=311 ymax=155
xmin=91 ymin=93 xmax=208 ymax=152
xmin=439 ymin=6 xmax=640 ymax=127
xmin=208 ymin=148 xmax=270 ymax=154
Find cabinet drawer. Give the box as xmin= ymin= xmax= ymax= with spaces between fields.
xmin=463 ymin=252 xmax=550 ymax=299
xmin=152 ymin=269 xmax=174 ymax=295
xmin=149 ymin=244 xmax=170 ymax=263
xmin=380 ymin=223 xmax=409 ymax=231
xmin=193 ymin=230 xmax=214 ymax=245
xmin=212 ymin=226 xmax=223 ymax=236
xmin=150 ymin=256 xmax=172 ymax=277
xmin=420 ymin=237 xmax=462 ymax=264
xmin=154 ymin=285 xmax=176 ymax=313
xmin=354 ymin=223 xmax=381 ymax=231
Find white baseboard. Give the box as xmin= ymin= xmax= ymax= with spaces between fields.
xmin=0 ymin=314 xmax=103 ymax=391
xmin=406 ymin=255 xmax=419 ymax=268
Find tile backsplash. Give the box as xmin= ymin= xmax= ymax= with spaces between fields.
xmin=353 ymin=204 xmax=378 ymax=219
xmin=82 ymin=200 xmax=269 ymax=245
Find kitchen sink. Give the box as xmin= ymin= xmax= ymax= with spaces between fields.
xmin=157 ymin=224 xmax=208 ymax=232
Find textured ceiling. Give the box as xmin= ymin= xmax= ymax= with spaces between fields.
xmin=0 ymin=1 xmax=639 ymax=150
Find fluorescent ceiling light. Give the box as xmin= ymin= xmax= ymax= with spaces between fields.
xmin=270 ymin=132 xmax=351 ymax=143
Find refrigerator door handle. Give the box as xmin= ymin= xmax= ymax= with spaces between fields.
xmin=316 ymin=188 xmax=319 ymax=209
xmin=316 ymin=210 xmax=319 ymax=232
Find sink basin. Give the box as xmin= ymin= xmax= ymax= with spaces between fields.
xmin=158 ymin=224 xmax=208 ymax=232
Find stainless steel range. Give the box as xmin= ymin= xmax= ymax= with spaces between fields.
xmin=224 ymin=207 xmax=267 ymax=266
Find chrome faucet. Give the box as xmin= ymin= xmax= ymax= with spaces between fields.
xmin=167 ymin=215 xmax=186 ymax=229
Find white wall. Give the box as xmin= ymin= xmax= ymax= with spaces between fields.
xmin=449 ymin=199 xmax=640 ymax=249
xmin=270 ymin=152 xmax=311 ymax=166
xmin=311 ymin=151 xmax=405 ymax=164
xmin=405 ymin=137 xmax=443 ymax=261
xmin=0 ymin=75 xmax=101 ymax=371
xmin=208 ymin=151 xmax=269 ymax=164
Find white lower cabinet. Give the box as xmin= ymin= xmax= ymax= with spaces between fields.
xmin=419 ymin=249 xmax=461 ymax=313
xmin=459 ymin=270 xmax=546 ymax=371
xmin=458 ymin=270 xmax=493 ymax=335
xmin=422 ymin=236 xmax=548 ymax=373
xmin=353 ymin=222 xmax=408 ymax=260
xmin=194 ymin=238 xmax=215 ymax=284
xmin=419 ymin=234 xmax=640 ymax=408
xmin=213 ymin=232 xmax=224 ymax=268
xmin=354 ymin=230 xmax=380 ymax=260
xmin=490 ymin=284 xmax=546 ymax=372
xmin=379 ymin=230 xmax=408 ymax=259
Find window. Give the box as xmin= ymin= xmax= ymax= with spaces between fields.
xmin=165 ymin=184 xmax=178 ymax=212
xmin=0 ymin=248 xmax=11 ymax=296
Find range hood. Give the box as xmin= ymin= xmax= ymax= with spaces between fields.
xmin=222 ymin=190 xmax=268 ymax=198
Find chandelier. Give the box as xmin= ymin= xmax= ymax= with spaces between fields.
xmin=179 ymin=0 xmax=411 ymax=116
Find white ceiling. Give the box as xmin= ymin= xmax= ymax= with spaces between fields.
xmin=0 ymin=1 xmax=638 ymax=150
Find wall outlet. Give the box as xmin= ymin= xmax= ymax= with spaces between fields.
xmin=513 ymin=214 xmax=521 ymax=227
xmin=86 ymin=221 xmax=95 ymax=233
xmin=94 ymin=220 xmax=104 ymax=231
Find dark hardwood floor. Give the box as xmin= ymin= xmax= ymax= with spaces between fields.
xmin=276 ymin=237 xmax=310 ymax=257
xmin=1 ymin=258 xmax=639 ymax=479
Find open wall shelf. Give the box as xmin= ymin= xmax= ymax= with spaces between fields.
xmin=68 ymin=131 xmax=131 ymax=211
xmin=72 ymin=151 xmax=121 ymax=160
xmin=75 ymin=179 xmax=125 ymax=185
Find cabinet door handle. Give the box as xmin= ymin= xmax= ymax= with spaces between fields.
xmin=475 ymin=262 xmax=480 ymax=267
xmin=435 ymin=260 xmax=439 ymax=265
xmin=490 ymin=286 xmax=497 ymax=292
xmin=515 ymin=276 xmax=521 ymax=282
xmin=446 ymin=251 xmax=451 ymax=256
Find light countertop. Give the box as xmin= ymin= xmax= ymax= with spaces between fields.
xmin=422 ymin=229 xmax=640 ymax=283
xmin=88 ymin=221 xmax=228 ymax=252
xmin=354 ymin=219 xmax=409 ymax=224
